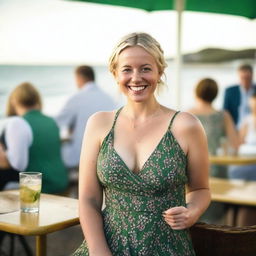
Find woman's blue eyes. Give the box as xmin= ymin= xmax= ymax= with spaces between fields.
xmin=122 ymin=68 xmax=131 ymax=72
xmin=142 ymin=67 xmax=151 ymax=72
xmin=122 ymin=67 xmax=151 ymax=73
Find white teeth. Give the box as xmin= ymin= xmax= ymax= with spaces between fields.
xmin=129 ymin=86 xmax=146 ymax=91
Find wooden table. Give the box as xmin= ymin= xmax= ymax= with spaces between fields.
xmin=0 ymin=190 xmax=79 ymax=256
xmin=209 ymin=155 xmax=256 ymax=166
xmin=210 ymin=177 xmax=256 ymax=206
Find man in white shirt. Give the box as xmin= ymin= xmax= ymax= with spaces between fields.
xmin=55 ymin=66 xmax=116 ymax=168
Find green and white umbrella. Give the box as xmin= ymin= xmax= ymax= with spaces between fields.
xmin=69 ymin=0 xmax=256 ymax=18
xmin=68 ymin=0 xmax=256 ymax=107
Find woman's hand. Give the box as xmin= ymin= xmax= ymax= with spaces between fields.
xmin=163 ymin=206 xmax=197 ymax=230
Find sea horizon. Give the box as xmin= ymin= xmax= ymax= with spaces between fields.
xmin=1 ymin=60 xmax=256 ymax=131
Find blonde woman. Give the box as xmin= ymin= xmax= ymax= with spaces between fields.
xmin=73 ymin=33 xmax=210 ymax=256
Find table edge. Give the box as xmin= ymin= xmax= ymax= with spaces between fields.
xmin=0 ymin=217 xmax=80 ymax=236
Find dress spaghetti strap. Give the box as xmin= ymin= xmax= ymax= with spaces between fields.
xmin=111 ymin=107 xmax=123 ymax=130
xmin=168 ymin=111 xmax=180 ymax=130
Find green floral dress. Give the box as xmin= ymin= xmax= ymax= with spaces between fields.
xmin=73 ymin=109 xmax=195 ymax=256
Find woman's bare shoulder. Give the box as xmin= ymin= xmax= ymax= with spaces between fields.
xmin=86 ymin=110 xmax=118 ymax=140
xmin=160 ymin=106 xmax=199 ymax=128
xmin=89 ymin=110 xmax=116 ymax=123
xmin=172 ymin=111 xmax=203 ymax=133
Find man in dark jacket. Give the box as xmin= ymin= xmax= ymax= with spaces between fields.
xmin=223 ymin=64 xmax=255 ymax=128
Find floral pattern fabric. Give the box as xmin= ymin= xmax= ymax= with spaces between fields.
xmin=73 ymin=109 xmax=195 ymax=256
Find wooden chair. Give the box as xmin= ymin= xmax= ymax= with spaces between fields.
xmin=190 ymin=222 xmax=256 ymax=256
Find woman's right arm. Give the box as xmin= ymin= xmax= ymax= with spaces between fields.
xmin=79 ymin=113 xmax=112 ymax=256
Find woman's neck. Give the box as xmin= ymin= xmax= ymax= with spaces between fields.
xmin=17 ymin=106 xmax=39 ymax=116
xmin=124 ymin=97 xmax=161 ymax=120
xmin=190 ymin=98 xmax=215 ymax=114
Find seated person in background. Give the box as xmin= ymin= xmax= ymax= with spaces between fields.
xmin=189 ymin=78 xmax=239 ymax=178
xmin=223 ymin=64 xmax=256 ymax=128
xmin=228 ymin=90 xmax=256 ymax=226
xmin=0 ymin=82 xmax=68 ymax=194
xmin=229 ymin=90 xmax=256 ymax=181
xmin=188 ymin=78 xmax=239 ymax=225
xmin=238 ymin=90 xmax=256 ymax=158
xmin=55 ymin=65 xmax=116 ymax=168
xmin=0 ymin=97 xmax=19 ymax=190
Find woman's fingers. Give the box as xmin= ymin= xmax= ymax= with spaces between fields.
xmin=165 ymin=219 xmax=186 ymax=230
xmin=164 ymin=206 xmax=186 ymax=215
xmin=163 ymin=215 xmax=185 ymax=222
xmin=163 ymin=206 xmax=190 ymax=230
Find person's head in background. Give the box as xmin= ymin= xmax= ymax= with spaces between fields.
xmin=249 ymin=90 xmax=256 ymax=116
xmin=6 ymin=82 xmax=42 ymax=117
xmin=195 ymin=78 xmax=218 ymax=106
xmin=238 ymin=64 xmax=253 ymax=91
xmin=75 ymin=65 xmax=95 ymax=89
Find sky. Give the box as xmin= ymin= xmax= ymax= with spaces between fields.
xmin=0 ymin=0 xmax=256 ymax=65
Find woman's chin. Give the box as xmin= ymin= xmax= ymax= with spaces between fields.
xmin=127 ymin=94 xmax=152 ymax=103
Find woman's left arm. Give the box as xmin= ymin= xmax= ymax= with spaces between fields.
xmin=164 ymin=113 xmax=211 ymax=230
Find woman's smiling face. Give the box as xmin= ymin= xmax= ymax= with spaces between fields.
xmin=115 ymin=46 xmax=161 ymax=103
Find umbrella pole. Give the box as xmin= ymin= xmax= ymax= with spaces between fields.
xmin=174 ymin=0 xmax=185 ymax=109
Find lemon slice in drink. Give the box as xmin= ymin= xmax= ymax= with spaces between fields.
xmin=20 ymin=186 xmax=40 ymax=203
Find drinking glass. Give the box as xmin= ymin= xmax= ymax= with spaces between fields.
xmin=19 ymin=172 xmax=42 ymax=213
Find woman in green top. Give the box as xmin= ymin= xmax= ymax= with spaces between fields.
xmin=73 ymin=33 xmax=210 ymax=256
xmin=0 ymin=82 xmax=68 ymax=194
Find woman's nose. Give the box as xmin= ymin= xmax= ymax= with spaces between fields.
xmin=131 ymin=71 xmax=142 ymax=84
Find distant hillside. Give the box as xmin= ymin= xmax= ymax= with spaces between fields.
xmin=180 ymin=48 xmax=256 ymax=63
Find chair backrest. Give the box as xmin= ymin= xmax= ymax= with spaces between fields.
xmin=190 ymin=222 xmax=256 ymax=256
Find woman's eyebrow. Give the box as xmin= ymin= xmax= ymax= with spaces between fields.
xmin=141 ymin=64 xmax=152 ymax=67
xmin=121 ymin=64 xmax=152 ymax=68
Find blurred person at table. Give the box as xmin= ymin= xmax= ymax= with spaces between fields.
xmin=0 ymin=97 xmax=19 ymax=190
xmin=228 ymin=91 xmax=256 ymax=226
xmin=189 ymin=78 xmax=239 ymax=178
xmin=238 ymin=89 xmax=256 ymax=158
xmin=229 ymin=90 xmax=256 ymax=181
xmin=55 ymin=65 xmax=116 ymax=169
xmin=0 ymin=82 xmax=68 ymax=194
xmin=223 ymin=64 xmax=256 ymax=128
xmin=188 ymin=78 xmax=239 ymax=225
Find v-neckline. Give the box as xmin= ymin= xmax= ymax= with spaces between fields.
xmin=112 ymin=129 xmax=170 ymax=176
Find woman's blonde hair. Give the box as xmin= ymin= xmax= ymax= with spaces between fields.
xmin=108 ymin=32 xmax=168 ymax=86
xmin=6 ymin=82 xmax=42 ymax=116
